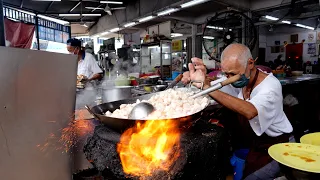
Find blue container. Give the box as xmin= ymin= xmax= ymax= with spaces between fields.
xmin=230 ymin=149 xmax=249 ymax=180
xmin=172 ymin=71 xmax=181 ymax=80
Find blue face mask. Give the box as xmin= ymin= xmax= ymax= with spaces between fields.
xmin=231 ymin=72 xmax=251 ymax=88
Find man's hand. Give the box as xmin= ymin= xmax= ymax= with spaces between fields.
xmin=181 ymin=71 xmax=191 ymax=84
xmin=191 ymin=57 xmax=207 ymax=74
xmin=181 ymin=57 xmax=207 ymax=88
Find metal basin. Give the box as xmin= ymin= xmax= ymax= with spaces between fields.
xmin=102 ymin=86 xmax=133 ymax=103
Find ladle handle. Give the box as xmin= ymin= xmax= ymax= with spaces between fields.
xmin=166 ymin=74 xmax=183 ymax=90
xmin=85 ymin=105 xmax=101 ymax=120
xmin=191 ymin=83 xmax=222 ymax=98
xmin=220 ymin=74 xmax=241 ymax=86
xmin=191 ymin=74 xmax=241 ymax=98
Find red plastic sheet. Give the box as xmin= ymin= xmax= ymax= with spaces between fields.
xmin=4 ymin=18 xmax=35 ymax=49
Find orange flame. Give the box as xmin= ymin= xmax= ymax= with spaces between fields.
xmin=117 ymin=120 xmax=181 ymax=177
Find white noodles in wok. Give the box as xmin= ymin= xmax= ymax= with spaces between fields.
xmin=104 ymin=89 xmax=209 ymax=119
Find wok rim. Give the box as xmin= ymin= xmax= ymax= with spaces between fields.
xmin=90 ymin=92 xmax=209 ymax=121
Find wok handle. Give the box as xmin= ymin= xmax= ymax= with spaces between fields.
xmin=85 ymin=105 xmax=101 ymax=120
xmin=191 ymin=74 xmax=241 ymax=98
xmin=166 ymin=74 xmax=183 ymax=90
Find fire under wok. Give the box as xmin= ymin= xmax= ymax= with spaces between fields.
xmin=88 ymin=91 xmax=210 ymax=133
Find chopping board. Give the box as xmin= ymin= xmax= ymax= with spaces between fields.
xmin=75 ymin=109 xmax=94 ymax=120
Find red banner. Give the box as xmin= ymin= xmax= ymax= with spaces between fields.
xmin=4 ymin=18 xmax=35 ymax=49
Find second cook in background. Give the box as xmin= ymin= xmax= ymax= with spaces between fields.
xmin=67 ymin=38 xmax=103 ymax=81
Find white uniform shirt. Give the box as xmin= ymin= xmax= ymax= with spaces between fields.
xmin=77 ymin=52 xmax=103 ymax=79
xmin=211 ymin=72 xmax=293 ymax=137
xmin=238 ymin=73 xmax=293 ymax=137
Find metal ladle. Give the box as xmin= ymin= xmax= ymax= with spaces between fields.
xmin=128 ymin=74 xmax=241 ymax=119
xmin=128 ymin=102 xmax=155 ymax=119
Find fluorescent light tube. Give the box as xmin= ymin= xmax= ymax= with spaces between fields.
xmin=303 ymin=25 xmax=314 ymax=30
xmin=59 ymin=14 xmax=80 ymax=16
xmin=157 ymin=8 xmax=178 ymax=16
xmin=203 ymin=36 xmax=214 ymax=40
xmin=101 ymin=31 xmax=110 ymax=36
xmin=37 ymin=15 xmax=69 ymax=25
xmin=265 ymin=15 xmax=279 ymax=21
xmin=82 ymin=14 xmax=101 ymax=16
xmin=148 ymin=45 xmax=159 ymax=49
xmin=109 ymin=28 xmax=120 ymax=32
xmin=207 ymin=26 xmax=223 ymax=30
xmin=138 ymin=16 xmax=154 ymax=22
xmin=295 ymin=24 xmax=314 ymax=30
xmin=100 ymin=1 xmax=123 ymax=4
xmin=181 ymin=0 xmax=206 ymax=8
xmin=296 ymin=24 xmax=305 ymax=28
xmin=171 ymin=33 xmax=183 ymax=37
xmin=124 ymin=22 xmax=136 ymax=27
xmin=59 ymin=14 xmax=101 ymax=17
xmin=282 ymin=20 xmax=291 ymax=24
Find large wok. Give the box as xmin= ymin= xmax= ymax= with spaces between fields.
xmin=89 ymin=91 xmax=208 ymax=133
xmin=88 ymin=75 xmax=241 ymax=132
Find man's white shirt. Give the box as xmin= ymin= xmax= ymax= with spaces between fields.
xmin=77 ymin=52 xmax=103 ymax=79
xmin=210 ymin=71 xmax=293 ymax=137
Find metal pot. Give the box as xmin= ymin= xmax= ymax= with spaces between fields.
xmin=101 ymin=86 xmax=133 ymax=103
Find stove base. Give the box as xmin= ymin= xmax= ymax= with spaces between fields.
xmin=84 ymin=119 xmax=228 ymax=180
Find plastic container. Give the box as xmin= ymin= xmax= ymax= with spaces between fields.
xmin=172 ymin=71 xmax=181 ymax=80
xmin=230 ymin=149 xmax=249 ymax=180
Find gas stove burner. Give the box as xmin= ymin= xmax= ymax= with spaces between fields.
xmin=84 ymin=116 xmax=228 ymax=180
xmin=95 ymin=125 xmax=121 ymax=143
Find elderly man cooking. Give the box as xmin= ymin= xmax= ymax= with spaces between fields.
xmin=182 ymin=43 xmax=293 ymax=180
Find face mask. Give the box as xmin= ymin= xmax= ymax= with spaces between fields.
xmin=231 ymin=71 xmax=251 ymax=88
xmin=69 ymin=48 xmax=78 ymax=55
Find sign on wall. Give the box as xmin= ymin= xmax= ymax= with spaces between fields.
xmin=38 ymin=25 xmax=70 ymax=43
xmin=172 ymin=40 xmax=182 ymax=52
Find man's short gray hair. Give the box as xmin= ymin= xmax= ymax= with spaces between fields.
xmin=221 ymin=43 xmax=252 ymax=68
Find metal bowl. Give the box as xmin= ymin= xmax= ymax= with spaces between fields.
xmin=144 ymin=85 xmax=167 ymax=92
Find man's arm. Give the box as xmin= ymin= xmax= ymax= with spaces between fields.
xmin=88 ymin=55 xmax=103 ymax=81
xmin=203 ymin=84 xmax=258 ymax=120
xmin=89 ymin=73 xmax=102 ymax=81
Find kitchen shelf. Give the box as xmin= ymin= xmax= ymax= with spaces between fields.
xmin=140 ymin=40 xmax=172 ymax=79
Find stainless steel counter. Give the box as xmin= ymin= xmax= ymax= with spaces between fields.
xmin=278 ymin=74 xmax=320 ymax=85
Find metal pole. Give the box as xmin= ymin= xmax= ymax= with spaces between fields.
xmin=35 ymin=15 xmax=40 ymax=50
xmin=0 ymin=0 xmax=6 ymax=46
xmin=191 ymin=24 xmax=197 ymax=57
xmin=68 ymin=25 xmax=71 ymax=39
